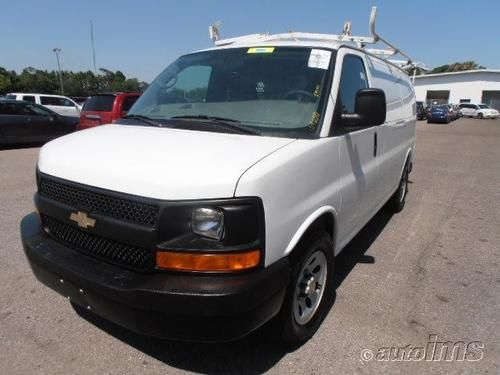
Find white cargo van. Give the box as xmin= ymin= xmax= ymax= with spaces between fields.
xmin=21 ymin=8 xmax=416 ymax=344
xmin=6 ymin=93 xmax=81 ymax=118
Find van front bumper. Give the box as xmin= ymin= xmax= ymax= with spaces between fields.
xmin=21 ymin=212 xmax=289 ymax=342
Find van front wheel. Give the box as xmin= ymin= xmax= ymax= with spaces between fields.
xmin=275 ymin=232 xmax=334 ymax=346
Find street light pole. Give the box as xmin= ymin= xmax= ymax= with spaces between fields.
xmin=52 ymin=48 xmax=64 ymax=95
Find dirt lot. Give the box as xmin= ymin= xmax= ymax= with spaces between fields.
xmin=0 ymin=118 xmax=499 ymax=374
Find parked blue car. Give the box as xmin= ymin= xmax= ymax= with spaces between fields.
xmin=427 ymin=105 xmax=451 ymax=124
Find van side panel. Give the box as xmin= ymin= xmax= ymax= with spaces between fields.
xmin=235 ymin=138 xmax=342 ymax=266
xmin=366 ymin=56 xmax=416 ymax=200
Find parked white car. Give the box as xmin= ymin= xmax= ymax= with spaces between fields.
xmin=6 ymin=93 xmax=81 ymax=118
xmin=459 ymin=103 xmax=499 ymax=119
xmin=21 ymin=8 xmax=416 ymax=344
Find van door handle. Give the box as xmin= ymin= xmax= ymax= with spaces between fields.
xmin=374 ymin=131 xmax=378 ymax=157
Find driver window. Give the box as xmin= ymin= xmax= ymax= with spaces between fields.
xmin=159 ymin=65 xmax=212 ymax=104
xmin=62 ymin=98 xmax=74 ymax=107
xmin=338 ymin=55 xmax=368 ymax=114
xmin=14 ymin=103 xmax=35 ymax=115
xmin=25 ymin=104 xmax=50 ymax=116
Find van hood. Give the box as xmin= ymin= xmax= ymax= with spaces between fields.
xmin=38 ymin=124 xmax=295 ymax=200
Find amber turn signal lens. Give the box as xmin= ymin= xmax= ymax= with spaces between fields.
xmin=156 ymin=249 xmax=261 ymax=272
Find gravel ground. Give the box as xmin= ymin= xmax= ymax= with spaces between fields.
xmin=0 ymin=118 xmax=499 ymax=374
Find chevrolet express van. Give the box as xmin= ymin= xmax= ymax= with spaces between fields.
xmin=21 ymin=16 xmax=416 ymax=344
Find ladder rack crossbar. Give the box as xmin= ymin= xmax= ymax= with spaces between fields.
xmin=215 ymin=32 xmax=376 ymax=47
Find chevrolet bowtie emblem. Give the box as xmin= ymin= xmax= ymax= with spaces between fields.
xmin=70 ymin=211 xmax=96 ymax=229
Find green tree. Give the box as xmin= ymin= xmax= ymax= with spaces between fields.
xmin=430 ymin=61 xmax=486 ymax=74
xmin=0 ymin=65 xmax=148 ymax=96
xmin=0 ymin=68 xmax=16 ymax=93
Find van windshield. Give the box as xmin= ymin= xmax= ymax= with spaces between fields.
xmin=127 ymin=47 xmax=334 ymax=138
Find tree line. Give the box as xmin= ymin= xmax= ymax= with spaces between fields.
xmin=429 ymin=61 xmax=486 ymax=74
xmin=409 ymin=61 xmax=486 ymax=76
xmin=0 ymin=66 xmax=149 ymax=97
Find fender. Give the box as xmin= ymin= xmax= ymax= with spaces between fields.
xmin=284 ymin=206 xmax=338 ymax=257
xmin=401 ymin=146 xmax=413 ymax=176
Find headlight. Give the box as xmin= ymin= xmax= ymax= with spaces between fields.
xmin=191 ymin=207 xmax=224 ymax=240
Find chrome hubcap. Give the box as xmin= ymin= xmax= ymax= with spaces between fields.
xmin=293 ymin=250 xmax=328 ymax=325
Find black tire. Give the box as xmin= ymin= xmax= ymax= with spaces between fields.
xmin=477 ymin=113 xmax=483 ymax=119
xmin=387 ymin=160 xmax=410 ymax=213
xmin=275 ymin=232 xmax=334 ymax=346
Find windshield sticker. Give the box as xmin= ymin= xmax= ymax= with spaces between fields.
xmin=308 ymin=49 xmax=331 ymax=70
xmin=247 ymin=47 xmax=275 ymax=54
xmin=313 ymin=84 xmax=321 ymax=98
xmin=309 ymin=111 xmax=321 ymax=130
xmin=256 ymin=81 xmax=265 ymax=93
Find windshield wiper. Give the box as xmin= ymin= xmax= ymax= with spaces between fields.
xmin=122 ymin=114 xmax=163 ymax=127
xmin=169 ymin=115 xmax=260 ymax=135
xmin=171 ymin=114 xmax=239 ymax=122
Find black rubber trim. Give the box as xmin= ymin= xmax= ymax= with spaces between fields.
xmin=21 ymin=212 xmax=289 ymax=342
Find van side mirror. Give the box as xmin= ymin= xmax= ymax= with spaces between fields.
xmin=342 ymin=88 xmax=386 ymax=127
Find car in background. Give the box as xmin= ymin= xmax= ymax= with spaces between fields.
xmin=78 ymin=92 xmax=140 ymax=130
xmin=459 ymin=103 xmax=499 ymax=119
xmin=5 ymin=93 xmax=82 ymax=118
xmin=445 ymin=104 xmax=460 ymax=121
xmin=416 ymin=101 xmax=427 ymax=120
xmin=427 ymin=105 xmax=452 ymax=124
xmin=0 ymin=99 xmax=77 ymax=145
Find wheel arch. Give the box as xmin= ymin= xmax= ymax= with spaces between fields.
xmin=284 ymin=206 xmax=337 ymax=260
xmin=402 ymin=147 xmax=413 ymax=175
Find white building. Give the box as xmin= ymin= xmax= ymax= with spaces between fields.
xmin=413 ymin=69 xmax=500 ymax=110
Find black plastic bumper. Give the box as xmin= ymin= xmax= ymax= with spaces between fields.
xmin=21 ymin=213 xmax=289 ymax=342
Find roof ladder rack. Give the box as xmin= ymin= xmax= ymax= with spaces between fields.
xmin=208 ymin=7 xmax=415 ymax=69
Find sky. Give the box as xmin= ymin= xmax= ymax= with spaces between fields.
xmin=1 ymin=0 xmax=499 ymax=82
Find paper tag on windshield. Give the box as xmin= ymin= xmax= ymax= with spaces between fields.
xmin=308 ymin=49 xmax=331 ymax=70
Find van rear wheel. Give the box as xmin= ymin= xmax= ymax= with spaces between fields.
xmin=274 ymin=232 xmax=334 ymax=346
xmin=387 ymin=161 xmax=409 ymax=213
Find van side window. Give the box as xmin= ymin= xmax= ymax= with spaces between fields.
xmin=22 ymin=96 xmax=36 ymax=103
xmin=338 ymin=55 xmax=368 ymax=114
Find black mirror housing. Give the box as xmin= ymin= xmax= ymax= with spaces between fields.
xmin=343 ymin=88 xmax=386 ymax=127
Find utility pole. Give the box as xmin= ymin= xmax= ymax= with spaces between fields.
xmin=90 ymin=21 xmax=97 ymax=74
xmin=52 ymin=48 xmax=64 ymax=95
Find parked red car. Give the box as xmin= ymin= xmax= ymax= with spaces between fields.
xmin=77 ymin=92 xmax=140 ymax=130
